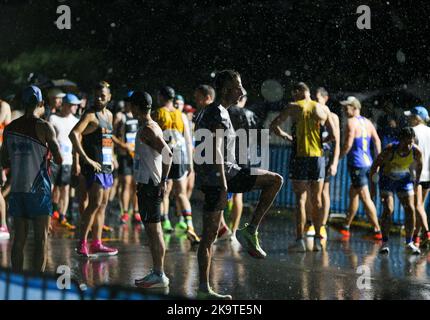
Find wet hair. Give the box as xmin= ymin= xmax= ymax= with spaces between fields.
xmin=292 ymin=82 xmax=310 ymax=94
xmin=316 ymin=87 xmax=328 ymax=97
xmin=195 ymin=85 xmax=215 ymax=100
xmin=94 ymin=80 xmax=111 ymax=92
xmin=398 ymin=127 xmax=415 ymax=141
xmin=214 ymin=70 xmax=240 ymax=94
xmin=158 ymin=86 xmax=175 ymax=101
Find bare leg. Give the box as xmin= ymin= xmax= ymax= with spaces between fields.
xmin=380 ymin=193 xmax=394 ymax=240
xmin=231 ymin=193 xmax=243 ymax=234
xmin=59 ymin=185 xmax=70 ymax=217
xmin=93 ymin=189 xmax=111 ymax=241
xmin=79 ymin=183 xmax=104 ymax=242
xmin=292 ymin=181 xmax=307 ymax=239
xmin=32 ymin=216 xmax=51 ymax=273
xmin=399 ymin=194 xmax=416 ymax=243
xmin=197 ymin=210 xmax=222 ymax=291
xmin=310 ymin=181 xmax=324 ymax=238
xmin=414 ymin=185 xmax=429 ymax=237
xmin=11 ymin=217 xmax=29 ymax=272
xmin=345 ymin=187 xmax=360 ymax=227
xmin=0 ymin=191 xmax=6 ymax=227
xmin=144 ymin=222 xmax=165 ymax=273
xmin=322 ymin=182 xmax=331 ymax=226
xmin=358 ymin=186 xmax=381 ymax=231
xmin=249 ymin=169 xmax=283 ymax=228
xmin=187 ymin=171 xmax=195 ymax=200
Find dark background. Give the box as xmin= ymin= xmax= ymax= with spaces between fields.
xmin=0 ymin=0 xmax=429 ymax=104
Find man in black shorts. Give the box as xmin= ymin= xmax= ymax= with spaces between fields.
xmin=129 ymin=91 xmax=173 ymax=288
xmin=194 ymin=70 xmax=283 ymax=299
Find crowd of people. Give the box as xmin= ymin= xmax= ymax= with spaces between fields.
xmin=0 ymin=69 xmax=429 ymax=300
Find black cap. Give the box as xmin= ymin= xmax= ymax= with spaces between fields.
xmin=129 ymin=91 xmax=152 ymax=109
xmin=158 ymin=86 xmax=175 ymax=100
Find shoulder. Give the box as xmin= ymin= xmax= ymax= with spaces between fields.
xmin=0 ymin=100 xmax=11 ymax=112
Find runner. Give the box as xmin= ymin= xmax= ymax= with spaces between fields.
xmin=49 ymin=93 xmax=80 ymax=230
xmin=70 ymin=81 xmax=118 ymax=257
xmin=0 ymin=98 xmax=11 ymax=240
xmin=183 ymin=104 xmax=197 ymax=200
xmin=44 ymin=88 xmax=66 ymax=120
xmin=1 ymin=85 xmax=63 ymax=272
xmin=153 ymin=86 xmax=199 ymax=243
xmin=114 ymin=91 xmax=140 ymax=225
xmin=304 ymin=88 xmax=340 ymax=239
xmin=195 ymin=70 xmax=283 ymax=299
xmin=129 ymin=90 xmax=173 ymax=288
xmin=404 ymin=106 xmax=430 ymax=248
xmin=194 ymin=85 xmax=216 ymax=111
xmin=271 ymin=82 xmax=337 ymax=252
xmin=370 ymin=127 xmax=422 ymax=255
xmin=339 ymin=96 xmax=382 ymax=240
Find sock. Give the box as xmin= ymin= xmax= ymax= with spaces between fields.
xmin=426 ymin=232 xmax=430 ymax=240
xmin=343 ymin=224 xmax=350 ymax=230
xmin=53 ymin=203 xmax=59 ymax=213
xmin=59 ymin=213 xmax=66 ymax=221
xmin=247 ymin=224 xmax=257 ymax=234
xmin=182 ymin=210 xmax=193 ymax=228
xmin=382 ymin=236 xmax=389 ymax=243
xmin=161 ymin=214 xmax=169 ymax=222
xmin=179 ymin=215 xmax=185 ymax=224
xmin=406 ymin=237 xmax=413 ymax=245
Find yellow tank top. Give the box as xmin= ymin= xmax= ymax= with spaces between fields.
xmin=153 ymin=107 xmax=173 ymax=131
xmin=152 ymin=107 xmax=185 ymax=150
xmin=382 ymin=145 xmax=415 ymax=180
xmin=294 ymin=99 xmax=323 ymax=157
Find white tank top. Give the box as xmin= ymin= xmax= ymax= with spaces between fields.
xmin=49 ymin=114 xmax=79 ymax=165
xmin=133 ymin=121 xmax=163 ymax=185
xmin=413 ymin=124 xmax=430 ymax=182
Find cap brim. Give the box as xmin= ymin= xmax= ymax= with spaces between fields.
xmin=340 ymin=101 xmax=350 ymax=106
xmin=404 ymin=111 xmax=412 ymax=116
xmin=56 ymin=93 xmax=66 ymax=98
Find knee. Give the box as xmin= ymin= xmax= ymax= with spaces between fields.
xmin=273 ymin=174 xmax=284 ymax=189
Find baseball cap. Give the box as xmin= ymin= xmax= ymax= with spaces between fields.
xmin=175 ymin=94 xmax=184 ymax=102
xmin=63 ymin=93 xmax=82 ymax=105
xmin=22 ymin=85 xmax=43 ymax=105
xmin=183 ymin=104 xmax=196 ymax=113
xmin=340 ymin=96 xmax=361 ymax=110
xmin=124 ymin=90 xmax=134 ymax=102
xmin=129 ymin=91 xmax=152 ymax=109
xmin=159 ymin=86 xmax=175 ymax=100
xmin=404 ymin=105 xmax=429 ymax=121
xmin=48 ymin=88 xmax=66 ymax=99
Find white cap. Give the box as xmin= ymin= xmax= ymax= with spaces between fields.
xmin=48 ymin=88 xmax=66 ymax=99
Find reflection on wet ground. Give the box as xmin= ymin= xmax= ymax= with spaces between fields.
xmin=1 ymin=204 xmax=430 ymax=300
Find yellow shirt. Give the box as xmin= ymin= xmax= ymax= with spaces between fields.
xmin=294 ymin=99 xmax=323 ymax=157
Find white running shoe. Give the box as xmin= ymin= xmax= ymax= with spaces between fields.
xmin=289 ymin=239 xmax=306 ymax=253
xmin=405 ymin=242 xmax=421 ymax=255
xmin=379 ymin=243 xmax=390 ymax=254
xmin=135 ymin=270 xmax=169 ymax=289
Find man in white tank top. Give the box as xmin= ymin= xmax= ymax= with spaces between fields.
xmin=49 ymin=93 xmax=80 ymax=230
xmin=129 ymin=91 xmax=173 ymax=289
xmin=405 ymin=106 xmax=430 ymax=247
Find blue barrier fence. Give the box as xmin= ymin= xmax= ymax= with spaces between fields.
xmin=245 ymin=145 xmax=430 ymax=225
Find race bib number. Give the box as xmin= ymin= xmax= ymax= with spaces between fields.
xmin=126 ymin=132 xmax=137 ymax=157
xmin=102 ymin=134 xmax=113 ymax=166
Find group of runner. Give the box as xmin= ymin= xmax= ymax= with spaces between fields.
xmin=0 ymin=70 xmax=430 ymax=299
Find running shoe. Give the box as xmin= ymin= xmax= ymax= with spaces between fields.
xmin=413 ymin=235 xmax=421 ymax=248
xmin=90 ymin=243 xmax=118 ymax=257
xmin=162 ymin=220 xmax=174 ymax=233
xmin=313 ymin=236 xmax=323 ymax=252
xmin=340 ymin=226 xmax=350 ymax=237
xmin=236 ymin=224 xmax=266 ymax=259
xmin=373 ymin=231 xmax=383 ymax=241
xmin=133 ymin=212 xmax=143 ymax=224
xmin=120 ymin=213 xmax=129 ymax=224
xmin=288 ymin=238 xmax=306 ymax=253
xmin=135 ymin=270 xmax=169 ymax=289
xmin=76 ymin=241 xmax=90 ymax=258
xmin=102 ymin=225 xmax=114 ymax=233
xmin=320 ymin=225 xmax=327 ymax=239
xmin=52 ymin=210 xmax=60 ymax=220
xmin=304 ymin=224 xmax=316 ymax=237
xmin=216 ymin=225 xmax=232 ymax=242
xmin=197 ymin=288 xmax=232 ymax=300
xmin=0 ymin=226 xmax=10 ymax=240
xmin=186 ymin=227 xmax=201 ymax=245
xmin=379 ymin=242 xmax=390 ymax=254
xmin=405 ymin=242 xmax=421 ymax=255
xmin=175 ymin=221 xmax=188 ymax=231
xmin=60 ymin=216 xmax=76 ymax=230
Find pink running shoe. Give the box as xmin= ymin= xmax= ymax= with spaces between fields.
xmin=76 ymin=241 xmax=90 ymax=258
xmin=90 ymin=243 xmax=118 ymax=257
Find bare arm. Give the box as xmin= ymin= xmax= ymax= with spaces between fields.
xmin=328 ymin=113 xmax=341 ymax=176
xmin=0 ymin=101 xmax=11 ymax=125
xmin=270 ymin=106 xmax=293 ymax=141
xmin=340 ymin=119 xmax=355 ymax=159
xmin=369 ymin=146 xmax=391 ymax=199
xmin=369 ymin=121 xmax=382 ymax=157
xmin=182 ymin=113 xmax=194 ymax=172
xmin=44 ymin=122 xmax=63 ymax=165
xmin=0 ymin=129 xmax=10 ymax=169
xmin=69 ymin=112 xmax=101 ymax=172
xmin=414 ymin=145 xmax=423 ymax=184
xmin=112 ymin=113 xmax=129 ymax=151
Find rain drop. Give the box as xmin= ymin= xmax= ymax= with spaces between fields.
xmin=396 ymin=49 xmax=406 ymax=63
xmin=285 ymin=70 xmax=291 ymax=76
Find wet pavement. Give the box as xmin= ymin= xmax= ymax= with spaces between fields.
xmin=1 ymin=201 xmax=430 ymax=300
